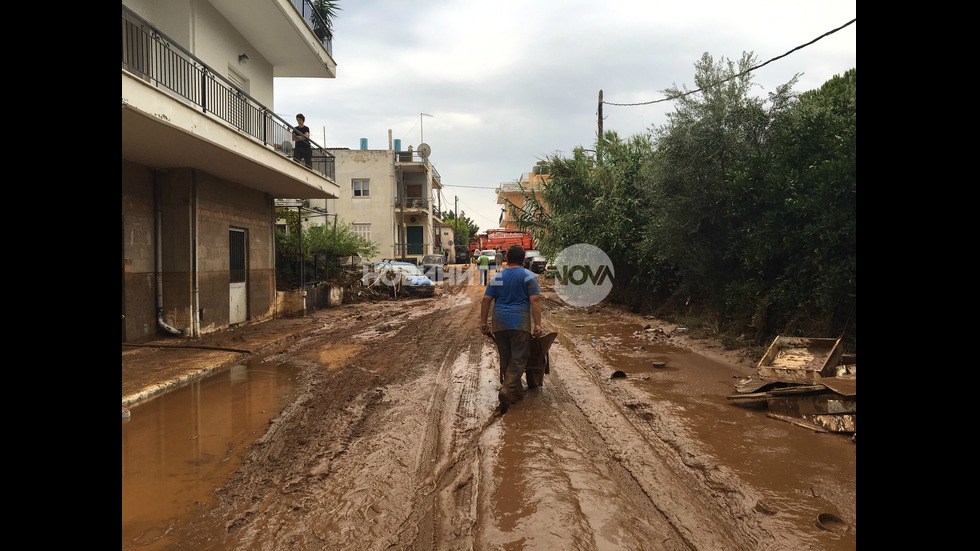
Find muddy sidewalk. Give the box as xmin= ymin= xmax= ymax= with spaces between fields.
xmin=122 ymin=304 xmax=364 ymax=407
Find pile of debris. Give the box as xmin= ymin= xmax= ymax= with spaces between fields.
xmin=728 ymin=336 xmax=855 ymax=436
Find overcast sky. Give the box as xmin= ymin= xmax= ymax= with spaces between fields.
xmin=273 ymin=0 xmax=856 ymax=231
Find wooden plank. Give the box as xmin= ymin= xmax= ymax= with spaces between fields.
xmin=817 ymin=375 xmax=856 ymax=396
xmin=767 ymin=413 xmax=829 ymax=432
xmin=768 ymin=394 xmax=856 ymax=417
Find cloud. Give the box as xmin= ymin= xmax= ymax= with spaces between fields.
xmin=275 ymin=0 xmax=856 ymax=230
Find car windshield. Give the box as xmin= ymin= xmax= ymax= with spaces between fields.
xmin=422 ymin=255 xmax=442 ymax=264
xmin=378 ymin=263 xmax=424 ymax=276
xmin=395 ymin=264 xmax=424 ymax=275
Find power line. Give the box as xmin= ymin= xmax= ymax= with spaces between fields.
xmin=441 ymin=184 xmax=498 ymax=190
xmin=451 ymin=194 xmax=498 ymax=226
xmin=603 ymin=18 xmax=855 ymax=108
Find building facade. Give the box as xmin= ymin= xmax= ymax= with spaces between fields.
xmin=496 ymin=163 xmax=550 ymax=232
xmin=316 ymin=136 xmax=446 ymax=265
xmin=122 ymin=0 xmax=340 ymax=342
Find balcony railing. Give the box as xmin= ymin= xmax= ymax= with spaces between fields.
xmin=291 ymin=0 xmax=334 ymax=56
xmin=395 ymin=197 xmax=431 ymax=210
xmin=121 ymin=5 xmax=334 ymax=181
xmin=395 ymin=151 xmax=441 ymax=183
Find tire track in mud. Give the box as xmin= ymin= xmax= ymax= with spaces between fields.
xmin=296 ymin=281 xmax=491 ymax=551
xmin=471 ymin=322 xmax=694 ymax=550
xmin=541 ymin=298 xmax=787 ymax=550
xmin=541 ymin=339 xmax=742 ymax=549
xmin=154 ymin=281 xmax=490 ymax=551
xmin=383 ymin=279 xmax=503 ymax=551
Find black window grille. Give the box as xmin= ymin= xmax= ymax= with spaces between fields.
xmin=230 ymin=229 xmax=246 ymax=283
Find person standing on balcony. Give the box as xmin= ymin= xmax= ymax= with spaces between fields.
xmin=292 ymin=114 xmax=312 ymax=168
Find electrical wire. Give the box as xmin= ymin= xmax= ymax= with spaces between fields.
xmin=603 ymin=18 xmax=855 ymax=108
xmin=441 ymin=184 xmax=498 ymax=189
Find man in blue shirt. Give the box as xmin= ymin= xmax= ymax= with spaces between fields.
xmin=480 ymin=245 xmax=543 ymax=413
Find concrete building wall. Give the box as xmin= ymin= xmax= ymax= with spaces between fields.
xmin=320 ymin=149 xmax=396 ymax=263
xmin=438 ymin=225 xmax=456 ymax=261
xmin=122 ymin=161 xmax=276 ymax=342
xmin=194 ymin=171 xmax=277 ymax=330
xmin=122 ymin=160 xmax=158 ymax=341
xmin=124 ymin=0 xmax=275 ymax=105
xmin=315 ymin=147 xmax=446 ymax=264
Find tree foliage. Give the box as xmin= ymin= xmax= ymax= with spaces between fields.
xmin=637 ymin=53 xmax=798 ymax=306
xmin=515 ymin=54 xmax=855 ymax=348
xmin=725 ymin=69 xmax=856 ymax=340
xmin=275 ymin=207 xmax=378 ymax=290
xmin=311 ymin=1 xmax=341 ymax=31
xmin=440 ymin=210 xmax=479 ymax=249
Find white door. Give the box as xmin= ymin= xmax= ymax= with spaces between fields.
xmin=229 ymin=228 xmax=247 ymax=324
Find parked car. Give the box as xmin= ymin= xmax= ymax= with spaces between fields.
xmin=527 ymin=255 xmax=547 ymax=273
xmin=522 ymin=250 xmax=541 ymax=269
xmin=366 ymin=261 xmax=435 ymax=296
xmin=420 ymin=254 xmax=447 ymax=281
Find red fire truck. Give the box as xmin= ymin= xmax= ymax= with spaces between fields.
xmin=470 ymin=229 xmax=534 ymax=257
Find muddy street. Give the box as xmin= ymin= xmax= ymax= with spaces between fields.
xmin=122 ymin=270 xmax=855 ymax=550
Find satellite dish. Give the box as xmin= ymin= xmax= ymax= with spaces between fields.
xmin=417 ymin=143 xmax=431 ymax=159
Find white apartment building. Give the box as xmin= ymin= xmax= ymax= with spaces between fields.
xmin=122 ymin=0 xmax=340 ymax=342
xmin=313 ymin=136 xmax=448 ymax=265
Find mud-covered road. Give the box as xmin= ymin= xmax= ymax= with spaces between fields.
xmin=126 ymin=270 xmax=855 ymax=550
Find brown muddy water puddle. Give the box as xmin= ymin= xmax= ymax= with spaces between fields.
xmin=550 ymin=311 xmax=856 ymax=549
xmin=121 ymin=356 xmax=302 ymax=547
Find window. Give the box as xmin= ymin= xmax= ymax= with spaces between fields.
xmin=353 ymin=224 xmax=371 ymax=240
xmin=353 ymin=179 xmax=370 ymax=197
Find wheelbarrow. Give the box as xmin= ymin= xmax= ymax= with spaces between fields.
xmin=485 ymin=331 xmax=559 ymax=389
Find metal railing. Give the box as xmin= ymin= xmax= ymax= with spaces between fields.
xmin=394 ymin=151 xmax=426 ymax=163
xmin=395 ymin=151 xmax=441 ymax=183
xmin=121 ymin=5 xmax=334 ymax=181
xmin=395 ymin=197 xmax=431 ymax=210
xmin=291 ymin=0 xmax=334 ymax=56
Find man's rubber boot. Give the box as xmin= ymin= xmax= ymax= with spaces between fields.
xmin=497 ymin=389 xmax=511 ymax=414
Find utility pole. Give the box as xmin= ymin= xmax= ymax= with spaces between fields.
xmin=297 ymin=205 xmax=304 ymax=290
xmin=597 ymin=89 xmax=603 ymax=158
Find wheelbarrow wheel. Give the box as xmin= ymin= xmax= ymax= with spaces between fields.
xmin=526 ymin=367 xmax=544 ymax=388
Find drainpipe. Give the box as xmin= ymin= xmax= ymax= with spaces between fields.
xmin=191 ymin=171 xmax=201 ymax=337
xmin=154 ymin=173 xmax=183 ymax=336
